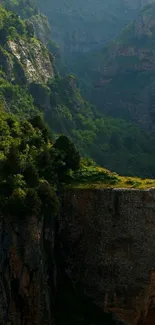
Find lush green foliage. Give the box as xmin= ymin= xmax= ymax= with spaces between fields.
xmin=0 ymin=109 xmax=80 ymax=218
xmin=1 ymin=1 xmax=155 ymax=180
xmin=69 ymin=158 xmax=155 ymax=189
xmin=54 ymin=135 xmax=80 ymax=172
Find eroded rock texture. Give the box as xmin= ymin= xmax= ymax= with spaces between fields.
xmin=60 ymin=188 xmax=155 ymax=325
xmin=0 ymin=214 xmax=56 ymax=325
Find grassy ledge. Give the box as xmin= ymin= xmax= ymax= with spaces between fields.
xmin=67 ymin=164 xmax=155 ymax=189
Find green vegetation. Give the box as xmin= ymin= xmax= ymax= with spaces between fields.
xmin=1 ymin=1 xmax=155 ymax=180
xmin=69 ymin=158 xmax=155 ymax=189
xmin=42 ymin=74 xmax=155 ymax=178
xmin=0 ymin=5 xmax=52 ymax=119
xmin=0 ymin=109 xmax=80 ymax=218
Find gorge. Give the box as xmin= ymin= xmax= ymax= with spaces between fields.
xmin=1 ymin=1 xmax=155 ymax=325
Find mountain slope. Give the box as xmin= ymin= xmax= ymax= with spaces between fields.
xmin=1 ymin=2 xmax=155 ymax=177
xmin=0 ymin=5 xmax=54 ymax=118
xmin=88 ymin=3 xmax=155 ymax=128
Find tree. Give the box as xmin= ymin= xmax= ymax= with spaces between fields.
xmin=54 ymin=135 xmax=81 ymax=171
xmin=23 ymin=163 xmax=39 ymax=188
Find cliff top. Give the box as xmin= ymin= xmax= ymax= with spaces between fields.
xmin=69 ymin=161 xmax=155 ymax=189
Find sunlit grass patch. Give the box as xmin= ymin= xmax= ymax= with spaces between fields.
xmin=68 ymin=161 xmax=155 ymax=189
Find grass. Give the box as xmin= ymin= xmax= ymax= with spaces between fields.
xmin=68 ymin=165 xmax=155 ymax=190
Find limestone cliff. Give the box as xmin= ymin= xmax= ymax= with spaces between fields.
xmin=7 ymin=37 xmax=54 ymax=84
xmin=60 ymin=188 xmax=155 ymax=325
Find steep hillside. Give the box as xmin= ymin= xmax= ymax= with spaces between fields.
xmin=3 ymin=2 xmax=155 ymax=178
xmin=2 ymin=3 xmax=155 ymax=177
xmin=0 ymin=5 xmax=54 ymax=117
xmin=88 ymin=3 xmax=155 ymax=128
xmin=1 ymin=0 xmax=53 ymax=46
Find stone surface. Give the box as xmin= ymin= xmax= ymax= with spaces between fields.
xmin=7 ymin=38 xmax=54 ymax=84
xmin=2 ymin=187 xmax=155 ymax=325
xmin=60 ymin=188 xmax=155 ymax=325
xmin=0 ymin=214 xmax=56 ymax=325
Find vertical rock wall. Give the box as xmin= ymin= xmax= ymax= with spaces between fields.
xmin=0 ymin=214 xmax=56 ymax=325
xmin=59 ymin=188 xmax=155 ymax=325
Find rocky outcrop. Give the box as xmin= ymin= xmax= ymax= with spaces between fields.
xmin=59 ymin=188 xmax=155 ymax=325
xmin=28 ymin=14 xmax=52 ymax=47
xmin=0 ymin=213 xmax=57 ymax=325
xmin=7 ymin=38 xmax=54 ymax=84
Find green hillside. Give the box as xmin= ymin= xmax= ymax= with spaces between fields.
xmin=0 ymin=3 xmax=155 ymax=177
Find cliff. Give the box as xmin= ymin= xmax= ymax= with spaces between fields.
xmin=60 ymin=187 xmax=155 ymax=325
xmin=0 ymin=213 xmax=56 ymax=325
xmin=7 ymin=37 xmax=54 ymax=84
xmin=3 ymin=186 xmax=155 ymax=325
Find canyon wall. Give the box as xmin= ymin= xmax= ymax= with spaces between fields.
xmin=60 ymin=188 xmax=155 ymax=325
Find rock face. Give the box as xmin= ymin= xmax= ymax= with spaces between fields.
xmin=0 ymin=214 xmax=56 ymax=325
xmin=60 ymin=188 xmax=155 ymax=325
xmin=28 ymin=14 xmax=52 ymax=47
xmin=2 ymin=187 xmax=155 ymax=325
xmin=7 ymin=37 xmax=54 ymax=84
